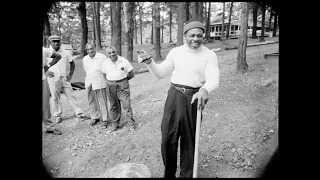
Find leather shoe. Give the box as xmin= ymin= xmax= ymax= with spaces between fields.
xmin=101 ymin=121 xmax=109 ymax=129
xmin=56 ymin=117 xmax=62 ymax=123
xmin=90 ymin=119 xmax=100 ymax=126
xmin=110 ymin=125 xmax=120 ymax=132
xmin=46 ymin=129 xmax=62 ymax=135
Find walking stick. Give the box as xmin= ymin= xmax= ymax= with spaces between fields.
xmin=193 ymin=101 xmax=202 ymax=178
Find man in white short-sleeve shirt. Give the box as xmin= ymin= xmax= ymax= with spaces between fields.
xmin=100 ymin=45 xmax=136 ymax=132
xmin=46 ymin=35 xmax=85 ymax=123
xmin=83 ymin=43 xmax=111 ymax=127
xmin=42 ymin=47 xmax=62 ymax=135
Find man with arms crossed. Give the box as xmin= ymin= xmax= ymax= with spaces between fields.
xmin=138 ymin=19 xmax=219 ymax=178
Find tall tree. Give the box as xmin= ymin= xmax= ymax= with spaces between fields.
xmin=226 ymin=2 xmax=233 ymax=39
xmin=139 ymin=3 xmax=143 ymax=44
xmin=161 ymin=3 xmax=164 ymax=43
xmin=185 ymin=2 xmax=190 ymax=22
xmin=236 ymin=2 xmax=249 ymax=73
xmin=272 ymin=12 xmax=278 ymax=37
xmin=252 ymin=3 xmax=258 ymax=39
xmin=199 ymin=2 xmax=204 ymax=22
xmin=151 ymin=4 xmax=154 ymax=44
xmin=77 ymin=2 xmax=88 ymax=57
xmin=94 ymin=2 xmax=102 ymax=49
xmin=268 ymin=8 xmax=273 ymax=37
xmin=111 ymin=2 xmax=122 ymax=55
xmin=190 ymin=2 xmax=199 ymax=19
xmin=221 ymin=2 xmax=225 ymax=41
xmin=259 ymin=2 xmax=266 ymax=42
xmin=177 ymin=2 xmax=185 ymax=46
xmin=110 ymin=2 xmax=113 ymax=38
xmin=205 ymin=2 xmax=212 ymax=41
xmin=91 ymin=3 xmax=96 ymax=45
xmin=123 ymin=2 xmax=135 ymax=61
xmin=154 ymin=2 xmax=162 ymax=59
xmin=169 ymin=2 xmax=173 ymax=43
xmin=42 ymin=12 xmax=51 ymax=47
xmin=134 ymin=15 xmax=138 ymax=45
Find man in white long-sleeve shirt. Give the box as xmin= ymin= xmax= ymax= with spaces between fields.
xmin=139 ymin=19 xmax=219 ymax=178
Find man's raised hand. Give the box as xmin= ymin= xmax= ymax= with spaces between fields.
xmin=137 ymin=50 xmax=152 ymax=64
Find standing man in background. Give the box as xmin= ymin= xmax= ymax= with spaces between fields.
xmin=100 ymin=45 xmax=136 ymax=132
xmin=43 ymin=47 xmax=62 ymax=135
xmin=83 ymin=43 xmax=111 ymax=127
xmin=47 ymin=35 xmax=85 ymax=123
xmin=138 ymin=19 xmax=220 ymax=178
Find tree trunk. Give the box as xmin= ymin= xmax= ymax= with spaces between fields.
xmin=154 ymin=2 xmax=162 ymax=60
xmin=273 ymin=12 xmax=278 ymax=37
xmin=259 ymin=3 xmax=266 ymax=42
xmin=177 ymin=2 xmax=185 ymax=46
xmin=92 ymin=4 xmax=96 ymax=45
xmin=252 ymin=3 xmax=258 ymax=39
xmin=58 ymin=13 xmax=61 ymax=36
xmin=77 ymin=2 xmax=88 ymax=57
xmin=139 ymin=4 xmax=143 ymax=44
xmin=268 ymin=8 xmax=273 ymax=36
xmin=205 ymin=2 xmax=212 ymax=41
xmin=199 ymin=2 xmax=203 ymax=22
xmin=161 ymin=7 xmax=164 ymax=43
xmin=124 ymin=2 xmax=135 ymax=61
xmin=204 ymin=2 xmax=207 ymax=23
xmin=236 ymin=2 xmax=249 ymax=73
xmin=190 ymin=2 xmax=199 ymax=19
xmin=134 ymin=17 xmax=138 ymax=45
xmin=94 ymin=2 xmax=102 ymax=50
xmin=185 ymin=2 xmax=189 ymax=22
xmin=110 ymin=2 xmax=113 ymax=38
xmin=221 ymin=2 xmax=225 ymax=41
xmin=169 ymin=3 xmax=173 ymax=43
xmin=151 ymin=6 xmax=154 ymax=45
xmin=226 ymin=2 xmax=233 ymax=39
xmin=43 ymin=12 xmax=51 ymax=47
xmin=111 ymin=2 xmax=122 ymax=55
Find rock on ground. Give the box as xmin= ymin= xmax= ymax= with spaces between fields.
xmin=98 ymin=163 xmax=151 ymax=178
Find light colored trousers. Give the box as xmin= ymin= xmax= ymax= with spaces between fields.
xmin=47 ymin=76 xmax=83 ymax=118
xmin=87 ymin=84 xmax=110 ymax=121
xmin=42 ymin=79 xmax=54 ymax=131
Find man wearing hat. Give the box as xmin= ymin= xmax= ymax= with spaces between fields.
xmin=43 ymin=47 xmax=62 ymax=135
xmin=47 ymin=35 xmax=85 ymax=123
xmin=138 ymin=19 xmax=220 ymax=177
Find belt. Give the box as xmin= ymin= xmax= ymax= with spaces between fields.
xmin=107 ymin=77 xmax=127 ymax=83
xmin=171 ymin=83 xmax=199 ymax=94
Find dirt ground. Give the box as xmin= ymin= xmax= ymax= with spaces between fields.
xmin=42 ymin=40 xmax=279 ymax=178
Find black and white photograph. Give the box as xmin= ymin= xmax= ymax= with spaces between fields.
xmin=41 ymin=1 xmax=279 ymax=178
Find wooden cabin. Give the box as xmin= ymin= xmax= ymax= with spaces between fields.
xmin=209 ymin=17 xmax=275 ymax=40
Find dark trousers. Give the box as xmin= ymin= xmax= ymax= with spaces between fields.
xmin=161 ymin=84 xmax=200 ymax=178
xmin=106 ymin=78 xmax=135 ymax=127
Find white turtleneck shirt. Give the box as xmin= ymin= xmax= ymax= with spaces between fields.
xmin=146 ymin=43 xmax=219 ymax=94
